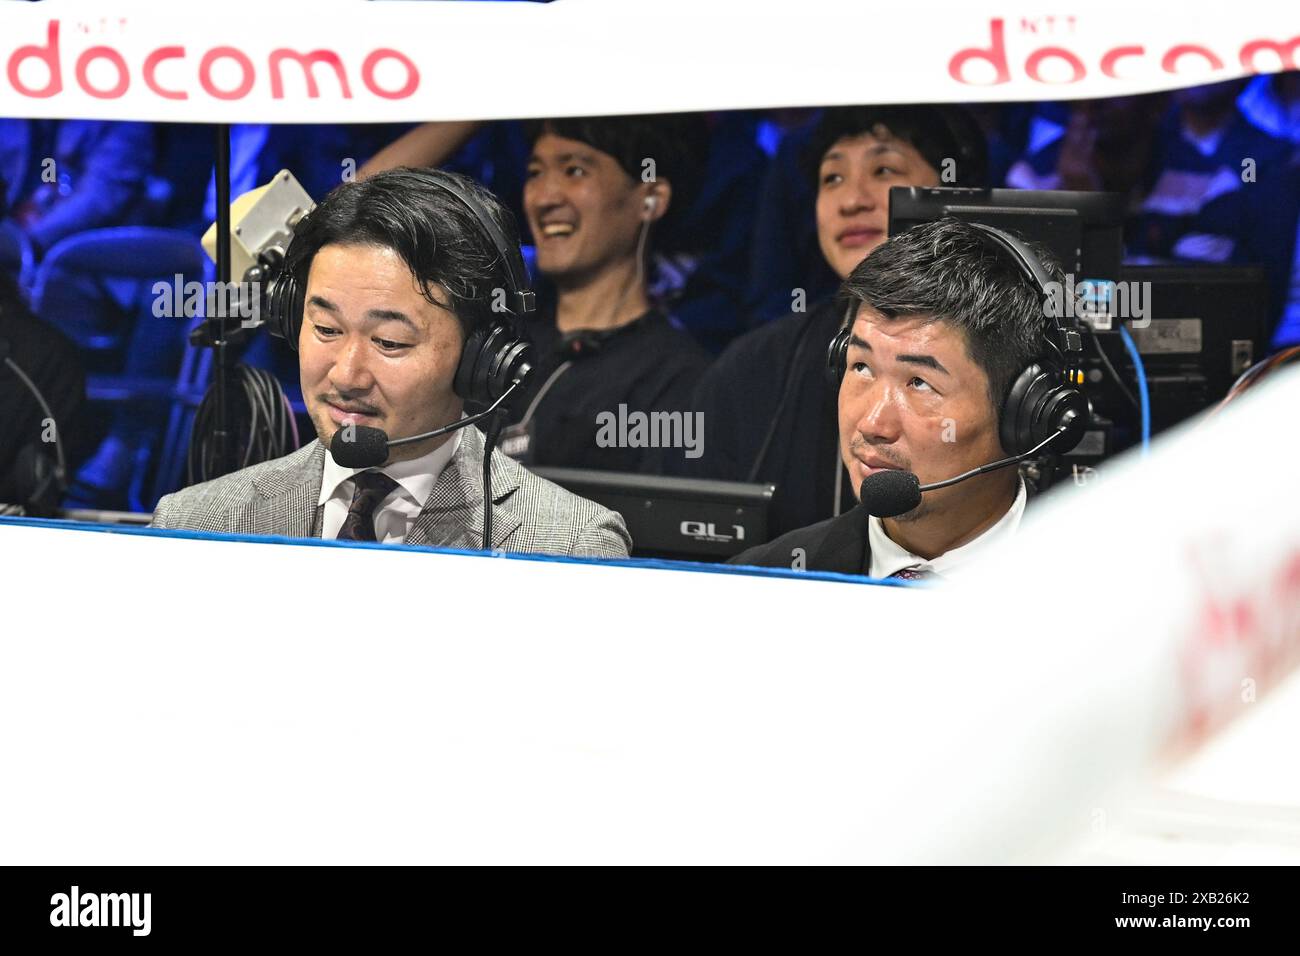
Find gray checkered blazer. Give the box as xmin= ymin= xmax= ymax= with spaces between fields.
xmin=150 ymin=425 xmax=631 ymax=558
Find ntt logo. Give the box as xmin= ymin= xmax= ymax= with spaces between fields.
xmin=4 ymin=20 xmax=419 ymax=102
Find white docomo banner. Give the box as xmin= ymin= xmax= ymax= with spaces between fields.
xmin=0 ymin=0 xmax=1297 ymax=123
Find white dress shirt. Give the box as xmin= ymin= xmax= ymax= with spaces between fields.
xmin=319 ymin=430 xmax=462 ymax=543
xmin=868 ymin=478 xmax=1027 ymax=579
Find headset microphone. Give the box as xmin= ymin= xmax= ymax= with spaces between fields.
xmin=858 ymin=424 xmax=1072 ymax=518
xmin=329 ymin=377 xmax=527 ymax=469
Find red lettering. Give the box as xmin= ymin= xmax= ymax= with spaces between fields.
xmin=199 ymin=46 xmax=255 ymax=100
xmin=75 ymin=45 xmax=129 ymax=99
xmin=948 ymin=17 xmax=1010 ymax=86
xmin=1025 ymin=46 xmax=1086 ymax=84
xmin=6 ymin=20 xmax=62 ymax=98
xmin=1239 ymin=36 xmax=1300 ymax=73
xmin=144 ymin=46 xmax=187 ymax=100
xmin=269 ymin=49 xmax=352 ymax=100
xmin=1101 ymin=45 xmax=1145 ymax=79
xmin=361 ymin=48 xmax=419 ymax=99
xmin=1161 ymin=44 xmax=1225 ymax=75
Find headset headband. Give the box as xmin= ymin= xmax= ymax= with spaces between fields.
xmin=966 ymin=221 xmax=1083 ymax=378
xmin=423 ymin=170 xmax=536 ymax=317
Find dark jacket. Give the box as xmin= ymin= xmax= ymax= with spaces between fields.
xmin=669 ymin=295 xmax=856 ymax=537
xmin=508 ymin=308 xmax=710 ymax=473
xmin=730 ymin=479 xmax=1038 ymax=576
xmin=728 ymin=502 xmax=872 ymax=576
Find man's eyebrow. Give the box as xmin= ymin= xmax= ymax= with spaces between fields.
xmin=847 ymin=334 xmax=950 ymax=375
xmin=364 ymin=308 xmax=417 ymax=331
xmin=555 ymin=150 xmax=598 ymax=165
xmin=821 ymin=142 xmax=907 ymax=165
xmin=897 ymin=353 xmax=950 ymax=375
xmin=866 ymin=141 xmax=907 ymax=158
xmin=529 ymin=151 xmax=598 ymax=166
xmin=305 ymin=297 xmax=417 ymax=331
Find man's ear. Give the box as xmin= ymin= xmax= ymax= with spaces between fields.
xmin=641 ymin=180 xmax=671 ymax=222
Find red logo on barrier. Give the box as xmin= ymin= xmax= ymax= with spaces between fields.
xmin=4 ymin=20 xmax=420 ymax=102
xmin=949 ymin=18 xmax=1299 ymax=86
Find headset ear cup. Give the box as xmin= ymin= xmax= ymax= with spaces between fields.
xmin=266 ymin=273 xmax=304 ymax=350
xmin=1000 ymin=364 xmax=1048 ymax=457
xmin=826 ymin=326 xmax=850 ymax=390
xmin=453 ymin=322 xmax=491 ymax=403
xmin=452 ymin=319 xmax=534 ymax=405
xmin=1037 ymin=386 xmax=1089 ymax=455
xmin=1001 ymin=363 xmax=1088 ymax=456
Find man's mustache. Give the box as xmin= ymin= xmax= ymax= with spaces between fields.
xmin=849 ymin=436 xmax=909 ymax=471
xmin=321 ymin=396 xmax=381 ymax=415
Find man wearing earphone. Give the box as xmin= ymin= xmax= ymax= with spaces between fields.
xmin=150 ymin=168 xmax=631 ymax=558
xmin=501 ymin=115 xmax=712 ymax=472
xmin=729 ymin=217 xmax=1083 ymax=579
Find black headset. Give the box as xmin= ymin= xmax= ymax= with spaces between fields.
xmin=264 ymin=169 xmax=536 ymax=406
xmin=826 ymin=221 xmax=1089 ymax=457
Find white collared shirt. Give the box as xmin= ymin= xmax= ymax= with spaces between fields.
xmin=868 ymin=478 xmax=1027 ymax=579
xmin=318 ymin=430 xmax=461 ymax=543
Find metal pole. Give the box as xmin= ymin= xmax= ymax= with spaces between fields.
xmin=213 ymin=123 xmax=231 ymax=475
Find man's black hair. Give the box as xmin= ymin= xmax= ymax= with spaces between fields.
xmin=284 ymin=167 xmax=521 ymax=338
xmin=803 ymin=104 xmax=988 ymax=188
xmin=522 ymin=113 xmax=709 ymax=226
xmin=839 ymin=217 xmax=1063 ymax=413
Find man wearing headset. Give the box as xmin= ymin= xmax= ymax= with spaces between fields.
xmin=672 ymin=105 xmax=989 ymax=538
xmin=151 ymin=169 xmax=631 ymax=558
xmin=729 ymin=217 xmax=1080 ymax=579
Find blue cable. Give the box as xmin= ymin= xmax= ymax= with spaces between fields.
xmin=1118 ymin=324 xmax=1151 ymax=456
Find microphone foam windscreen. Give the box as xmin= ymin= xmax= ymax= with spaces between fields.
xmin=859 ymin=469 xmax=922 ymax=518
xmin=330 ymin=426 xmax=389 ymax=468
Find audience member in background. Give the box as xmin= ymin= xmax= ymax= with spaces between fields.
xmin=359 ymin=114 xmax=764 ymax=354
xmin=744 ymin=109 xmax=835 ymax=327
xmin=646 ymin=111 xmax=769 ymax=353
xmin=0 ymin=120 xmax=154 ymax=257
xmin=359 ymin=120 xmax=529 ymax=228
xmin=1238 ymin=72 xmax=1300 ymax=347
xmin=0 ymin=269 xmax=87 ymax=514
xmin=675 ymin=106 xmax=987 ymax=538
xmin=0 ymin=120 xmax=163 ymax=507
xmin=1006 ymin=82 xmax=1300 ymax=337
xmin=500 ymin=114 xmax=712 ymax=474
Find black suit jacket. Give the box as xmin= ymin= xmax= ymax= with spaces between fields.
xmin=729 ymin=479 xmax=1037 ymax=576
xmin=728 ymin=503 xmax=872 ymax=576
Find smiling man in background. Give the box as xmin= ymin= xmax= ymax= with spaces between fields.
xmin=499 ymin=115 xmax=712 ymax=473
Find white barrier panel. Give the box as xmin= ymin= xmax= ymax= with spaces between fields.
xmin=0 ymin=369 xmax=1297 ymax=863
xmin=0 ymin=0 xmax=1296 ymax=123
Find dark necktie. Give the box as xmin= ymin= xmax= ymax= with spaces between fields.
xmin=336 ymin=471 xmax=400 ymax=542
xmin=890 ymin=566 xmax=938 ymax=581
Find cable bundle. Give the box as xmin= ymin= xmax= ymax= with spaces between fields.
xmin=187 ymin=363 xmax=299 ymax=485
